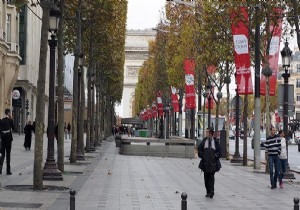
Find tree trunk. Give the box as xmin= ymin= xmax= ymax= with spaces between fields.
xmin=85 ymin=66 xmax=91 ymax=152
xmin=70 ymin=0 xmax=82 ymax=163
xmin=265 ymin=76 xmax=271 ymax=173
xmin=33 ymin=0 xmax=52 ymax=190
xmin=79 ymin=65 xmax=85 ymax=154
xmin=226 ymin=79 xmax=230 ymax=160
xmin=57 ymin=0 xmax=65 ymax=173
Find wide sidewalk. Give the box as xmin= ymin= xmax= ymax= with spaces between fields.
xmin=0 ymin=134 xmax=299 ymax=210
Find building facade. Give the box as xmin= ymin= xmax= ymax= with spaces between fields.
xmin=0 ymin=2 xmax=21 ymax=116
xmin=117 ymin=29 xmax=156 ymax=118
xmin=288 ymin=50 xmax=300 ymax=119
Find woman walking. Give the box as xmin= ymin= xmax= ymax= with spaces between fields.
xmin=24 ymin=121 xmax=33 ymax=150
xmin=278 ymin=130 xmax=287 ymax=188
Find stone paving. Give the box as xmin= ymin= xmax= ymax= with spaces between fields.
xmin=0 ymin=134 xmax=299 ymax=210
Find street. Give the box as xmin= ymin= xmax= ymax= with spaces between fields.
xmin=229 ymin=137 xmax=300 ymax=172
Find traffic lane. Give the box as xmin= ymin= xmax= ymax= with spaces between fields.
xmin=229 ymin=137 xmax=300 ymax=172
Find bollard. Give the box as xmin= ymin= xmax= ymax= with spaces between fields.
xmin=70 ymin=189 xmax=76 ymax=210
xmin=181 ymin=192 xmax=187 ymax=210
xmin=294 ymin=197 xmax=299 ymax=210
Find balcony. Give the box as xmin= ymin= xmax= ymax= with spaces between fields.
xmin=7 ymin=42 xmax=19 ymax=54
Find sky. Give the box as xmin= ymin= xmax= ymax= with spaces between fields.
xmin=126 ymin=0 xmax=166 ymax=30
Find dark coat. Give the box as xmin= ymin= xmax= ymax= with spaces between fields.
xmin=0 ymin=117 xmax=14 ymax=141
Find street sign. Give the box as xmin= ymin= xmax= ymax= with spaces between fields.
xmin=278 ymin=84 xmax=294 ymax=117
xmin=231 ymin=96 xmax=242 ymax=108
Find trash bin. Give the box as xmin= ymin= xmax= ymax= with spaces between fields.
xmin=219 ymin=129 xmax=227 ymax=158
xmin=140 ymin=130 xmax=147 ymax=137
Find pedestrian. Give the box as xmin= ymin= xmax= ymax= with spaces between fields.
xmin=64 ymin=123 xmax=68 ymax=139
xmin=278 ymin=130 xmax=287 ymax=188
xmin=0 ymin=109 xmax=15 ymax=175
xmin=32 ymin=119 xmax=36 ymax=133
xmin=264 ymin=127 xmax=281 ymax=189
xmin=67 ymin=122 xmax=71 ymax=139
xmin=198 ymin=127 xmax=222 ymax=198
xmin=23 ymin=121 xmax=33 ymax=150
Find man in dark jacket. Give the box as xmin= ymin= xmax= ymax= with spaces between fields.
xmin=0 ymin=109 xmax=15 ymax=175
xmin=198 ymin=127 xmax=222 ymax=198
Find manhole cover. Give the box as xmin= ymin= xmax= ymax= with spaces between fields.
xmin=5 ymin=185 xmax=69 ymax=192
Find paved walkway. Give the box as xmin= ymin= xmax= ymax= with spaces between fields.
xmin=0 ymin=134 xmax=299 ymax=210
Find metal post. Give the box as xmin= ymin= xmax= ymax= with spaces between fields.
xmin=70 ymin=189 xmax=76 ymax=210
xmin=254 ymin=4 xmax=261 ymax=170
xmin=190 ymin=109 xmax=195 ymax=139
xmin=181 ymin=192 xmax=187 ymax=210
xmin=282 ymin=68 xmax=295 ymax=179
xmin=230 ymin=87 xmax=242 ymax=164
xmin=208 ymin=96 xmax=211 ymax=129
xmin=178 ymin=89 xmax=183 ymax=137
xmin=42 ymin=34 xmax=63 ymax=180
xmin=294 ymin=198 xmax=299 ymax=210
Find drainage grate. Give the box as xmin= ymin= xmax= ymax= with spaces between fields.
xmin=0 ymin=202 xmax=42 ymax=208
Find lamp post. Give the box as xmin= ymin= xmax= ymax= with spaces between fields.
xmin=281 ymin=40 xmax=295 ymax=179
xmin=178 ymin=89 xmax=183 ymax=137
xmin=43 ymin=5 xmax=62 ymax=180
xmin=230 ymin=75 xmax=243 ymax=164
xmin=76 ymin=54 xmax=85 ymax=160
xmin=90 ymin=72 xmax=96 ymax=151
xmin=165 ymin=99 xmax=171 ymax=139
xmin=24 ymin=99 xmax=29 ymax=122
xmin=205 ymin=80 xmax=212 ymax=129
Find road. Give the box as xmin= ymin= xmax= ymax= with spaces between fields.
xmin=229 ymin=137 xmax=300 ymax=172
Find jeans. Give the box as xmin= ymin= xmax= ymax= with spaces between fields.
xmin=268 ymin=155 xmax=280 ymax=187
xmin=279 ymin=159 xmax=287 ymax=183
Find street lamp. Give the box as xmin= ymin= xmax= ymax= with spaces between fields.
xmin=205 ymin=80 xmax=212 ymax=129
xmin=281 ymin=40 xmax=295 ymax=179
xmin=76 ymin=54 xmax=85 ymax=160
xmin=90 ymin=72 xmax=96 ymax=151
xmin=43 ymin=5 xmax=62 ymax=180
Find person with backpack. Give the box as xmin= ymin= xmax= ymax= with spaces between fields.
xmin=0 ymin=109 xmax=15 ymax=175
xmin=198 ymin=127 xmax=222 ymax=199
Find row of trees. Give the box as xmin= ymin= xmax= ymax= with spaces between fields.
xmin=13 ymin=0 xmax=127 ymax=189
xmin=135 ymin=0 xmax=299 ymax=159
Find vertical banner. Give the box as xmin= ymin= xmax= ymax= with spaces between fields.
xmin=171 ymin=86 xmax=179 ymax=112
xmin=157 ymin=91 xmax=163 ymax=117
xmin=231 ymin=7 xmax=253 ymax=95
xmin=184 ymin=58 xmax=196 ymax=109
xmin=152 ymin=102 xmax=157 ymax=118
xmin=260 ymin=8 xmax=283 ymax=96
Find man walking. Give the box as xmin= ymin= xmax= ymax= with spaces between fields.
xmin=0 ymin=109 xmax=15 ymax=175
xmin=265 ymin=127 xmax=281 ymax=189
xmin=198 ymin=127 xmax=222 ymax=198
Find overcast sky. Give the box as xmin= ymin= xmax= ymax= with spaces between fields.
xmin=126 ymin=0 xmax=166 ymax=30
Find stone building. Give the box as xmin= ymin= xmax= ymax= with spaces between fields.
xmin=0 ymin=2 xmax=21 ymax=116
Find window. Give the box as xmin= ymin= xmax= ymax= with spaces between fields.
xmin=297 ymin=93 xmax=300 ymax=102
xmin=297 ymin=64 xmax=300 ymax=73
xmin=6 ymin=14 xmax=11 ymax=42
xmin=297 ymin=78 xmax=300 ymax=88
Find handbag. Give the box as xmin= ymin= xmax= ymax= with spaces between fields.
xmin=216 ymin=158 xmax=222 ymax=172
xmin=198 ymin=159 xmax=204 ymax=170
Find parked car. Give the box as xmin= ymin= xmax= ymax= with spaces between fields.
xmin=229 ymin=130 xmax=235 ymax=140
xmin=294 ymin=131 xmax=300 ymax=144
xmin=251 ymin=132 xmax=266 ymax=149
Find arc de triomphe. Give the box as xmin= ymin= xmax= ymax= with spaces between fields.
xmin=116 ymin=29 xmax=156 ymax=118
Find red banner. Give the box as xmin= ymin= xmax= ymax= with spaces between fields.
xmin=260 ymin=8 xmax=283 ymax=96
xmin=157 ymin=91 xmax=163 ymax=117
xmin=184 ymin=58 xmax=196 ymax=109
xmin=170 ymin=86 xmax=179 ymax=112
xmin=147 ymin=108 xmax=152 ymax=119
xmin=231 ymin=7 xmax=253 ymax=95
xmin=152 ymin=102 xmax=157 ymax=118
